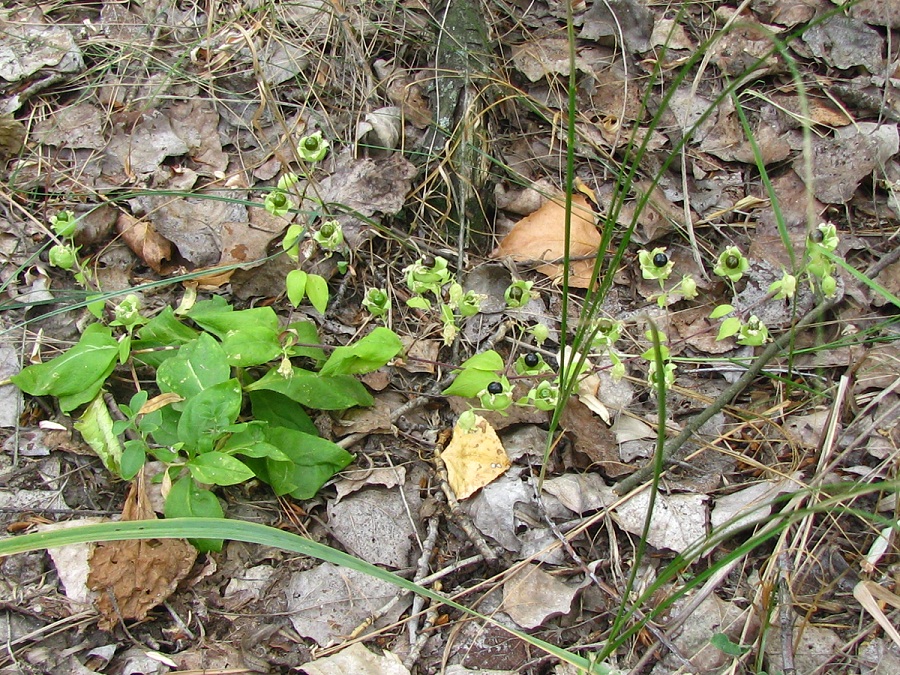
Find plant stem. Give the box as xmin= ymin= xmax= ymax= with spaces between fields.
xmin=614 ymin=296 xmax=837 ymax=495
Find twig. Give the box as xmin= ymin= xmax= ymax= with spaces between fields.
xmin=778 ymin=551 xmax=796 ymax=675
xmin=614 ymin=296 xmax=837 ymax=495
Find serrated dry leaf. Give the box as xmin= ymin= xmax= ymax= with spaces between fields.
xmin=442 ymin=414 xmax=510 ymax=500
xmin=116 ymin=212 xmax=172 ymax=273
xmin=87 ymin=474 xmax=196 ymax=630
xmin=492 ymin=194 xmax=601 ymax=288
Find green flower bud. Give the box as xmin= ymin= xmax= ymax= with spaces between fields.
xmin=113 ymin=294 xmax=145 ymax=329
xmin=313 ymin=219 xmax=344 ymax=251
xmin=639 ymin=247 xmax=674 ymax=281
xmin=809 ymin=222 xmax=839 ymax=252
xmin=277 ymin=172 xmax=300 ymax=191
xmin=298 ymin=131 xmax=329 ymax=163
xmin=50 ymin=211 xmax=77 ymax=238
xmin=529 ymin=323 xmax=550 ymax=345
xmin=478 ymin=379 xmax=513 ymax=412
xmin=591 ymin=318 xmax=622 ymax=349
xmin=737 ymin=315 xmax=769 ymax=346
xmin=713 ymin=246 xmax=750 ymax=283
xmin=403 ymin=256 xmax=451 ymax=295
xmin=504 ymin=280 xmax=535 ymax=308
xmin=769 ymin=272 xmax=797 ymax=300
xmin=680 ymin=275 xmax=698 ymax=300
xmin=362 ymin=288 xmax=389 ymax=317
xmin=49 ymin=244 xmax=76 ymax=270
xmin=527 ymin=380 xmax=559 ymax=411
xmin=265 ymin=190 xmax=293 ymax=217
xmin=821 ymin=274 xmax=837 ymax=298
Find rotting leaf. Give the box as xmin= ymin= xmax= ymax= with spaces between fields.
xmin=492 ymin=194 xmax=601 ymax=288
xmin=87 ymin=474 xmax=197 ymax=630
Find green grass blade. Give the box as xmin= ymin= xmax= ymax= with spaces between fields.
xmin=0 ymin=517 xmax=617 ymax=673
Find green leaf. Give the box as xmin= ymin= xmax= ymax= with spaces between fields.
xmin=246 ymin=367 xmax=373 ymax=410
xmin=442 ymin=350 xmax=505 ymax=398
xmin=250 ymin=390 xmax=317 ymax=435
xmin=156 ymin=333 xmax=230 ymax=400
xmin=305 ymin=273 xmax=329 ymax=313
xmin=717 ymin=317 xmax=742 ymax=341
xmin=263 ymin=425 xmax=353 ymax=498
xmin=286 ymin=321 xmax=326 ymax=362
xmin=320 ymin=327 xmax=403 ymax=376
xmin=11 ymin=323 xmax=118 ymax=412
xmin=709 ymin=632 xmax=749 ymax=656
xmin=406 ymin=296 xmax=431 ymax=310
xmin=220 ymin=325 xmax=282 ymax=367
xmin=286 ymin=269 xmax=307 ymax=307
xmin=187 ymin=303 xmax=279 ymax=339
xmin=120 ymin=440 xmax=147 ymax=480
xmin=163 ymin=477 xmax=224 ymax=552
xmin=132 ymin=307 xmax=200 ymax=368
xmin=73 ymin=395 xmax=123 ymax=476
xmin=187 ymin=452 xmax=255 ymax=486
xmin=220 ymin=426 xmax=292 ymax=463
xmin=144 ymin=404 xmax=181 ymax=447
xmin=443 ymin=368 xmax=500 ymax=398
xmin=709 ymin=304 xmax=734 ymax=319
xmin=459 ymin=350 xmax=504 ymax=372
xmin=177 ymin=379 xmax=242 ymax=454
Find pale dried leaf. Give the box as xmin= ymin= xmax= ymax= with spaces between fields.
xmin=795 ymin=128 xmax=878 ymax=204
xmin=333 ymin=466 xmax=406 ymax=503
xmin=107 ymin=110 xmax=190 ymax=175
xmin=542 ymin=473 xmax=615 ymax=514
xmin=614 ymin=491 xmax=708 ymax=553
xmin=302 ymin=643 xmax=410 ymax=675
xmin=443 ymin=414 xmax=511 ymax=500
xmin=327 ymin=487 xmax=417 ymax=567
xmin=502 ymin=564 xmax=578 ymax=629
xmin=803 ymin=15 xmax=885 ymax=72
xmin=286 ymin=563 xmax=408 ymax=647
xmin=129 ymin=191 xmax=248 ymax=267
xmin=579 ymin=0 xmax=653 ymax=53
xmin=854 ymin=581 xmax=900 ymax=649
xmin=710 ymin=474 xmax=799 ymax=538
xmin=492 ymin=194 xmax=601 ymax=288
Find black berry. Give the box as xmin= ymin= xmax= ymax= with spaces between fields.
xmin=421 ymin=255 xmax=436 ymax=268
xmin=653 ymin=252 xmax=668 ymax=267
xmin=524 ymin=353 xmax=540 ymax=368
xmin=725 ymin=254 xmax=740 ymax=269
xmin=810 ymin=229 xmax=824 ymax=243
xmin=487 ymin=381 xmax=504 ymax=395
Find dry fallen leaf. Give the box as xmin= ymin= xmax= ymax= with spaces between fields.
xmin=87 ymin=473 xmax=197 ymax=630
xmin=442 ymin=414 xmax=511 ymax=500
xmin=115 ymin=211 xmax=172 ymax=273
xmin=502 ymin=563 xmax=579 ymax=629
xmin=492 ymin=193 xmax=601 ymax=288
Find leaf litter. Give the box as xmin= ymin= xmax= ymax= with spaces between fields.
xmin=0 ymin=0 xmax=898 ymax=673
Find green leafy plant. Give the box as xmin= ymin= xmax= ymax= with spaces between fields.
xmin=11 ymin=296 xmax=403 ymax=552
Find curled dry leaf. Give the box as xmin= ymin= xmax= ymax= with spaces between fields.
xmin=87 ymin=473 xmax=197 ymax=630
xmin=116 ymin=211 xmax=172 ymax=273
xmin=492 ymin=193 xmax=601 ymax=288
